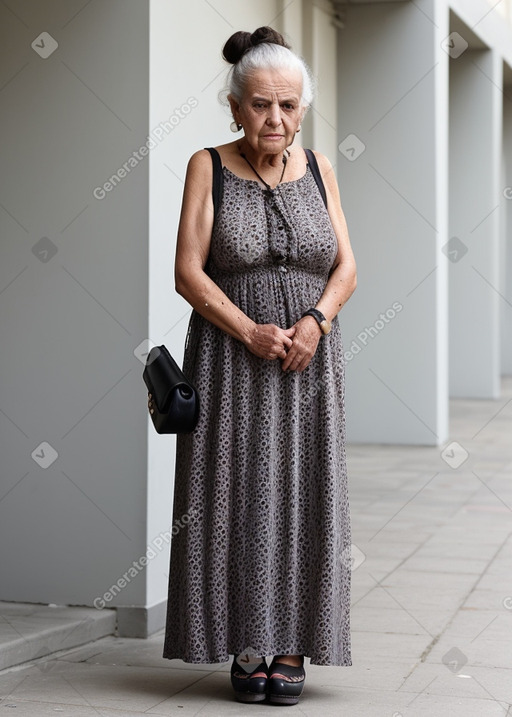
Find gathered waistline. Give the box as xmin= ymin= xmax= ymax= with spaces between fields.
xmin=208 ymin=264 xmax=329 ymax=279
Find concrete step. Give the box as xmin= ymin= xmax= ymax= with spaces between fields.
xmin=0 ymin=601 xmax=116 ymax=671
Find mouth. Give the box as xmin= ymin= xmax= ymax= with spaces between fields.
xmin=263 ymin=134 xmax=284 ymax=139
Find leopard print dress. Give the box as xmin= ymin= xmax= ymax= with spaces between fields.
xmin=162 ymin=153 xmax=352 ymax=667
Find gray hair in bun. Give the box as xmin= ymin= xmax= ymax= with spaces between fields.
xmin=222 ymin=27 xmax=315 ymax=108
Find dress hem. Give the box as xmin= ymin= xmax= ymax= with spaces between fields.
xmin=162 ymin=652 xmax=353 ymax=668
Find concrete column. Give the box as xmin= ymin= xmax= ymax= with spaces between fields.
xmin=336 ymin=0 xmax=449 ymax=445
xmin=278 ymin=0 xmax=303 ymax=54
xmin=301 ymin=0 xmax=338 ymax=163
xmin=501 ymin=78 xmax=512 ymax=375
xmin=448 ymin=48 xmax=502 ymax=397
xmin=0 ymin=0 xmax=150 ymax=616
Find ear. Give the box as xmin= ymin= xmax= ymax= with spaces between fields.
xmin=228 ymin=94 xmax=241 ymax=123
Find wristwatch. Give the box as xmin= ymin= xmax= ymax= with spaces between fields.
xmin=302 ymin=308 xmax=332 ymax=335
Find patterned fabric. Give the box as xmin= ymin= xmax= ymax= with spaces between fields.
xmin=162 ymin=158 xmax=352 ymax=666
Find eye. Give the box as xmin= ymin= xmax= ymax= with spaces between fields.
xmin=282 ymin=103 xmax=296 ymax=111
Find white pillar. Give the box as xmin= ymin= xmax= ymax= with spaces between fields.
xmin=336 ymin=0 xmax=449 ymax=445
xmin=448 ymin=48 xmax=502 ymax=397
xmin=298 ymin=0 xmax=338 ymax=163
xmin=501 ymin=79 xmax=512 ymax=375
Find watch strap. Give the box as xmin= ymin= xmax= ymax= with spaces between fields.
xmin=302 ymin=308 xmax=331 ymax=334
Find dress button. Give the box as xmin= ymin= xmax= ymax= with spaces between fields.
xmin=278 ymin=265 xmax=288 ymax=273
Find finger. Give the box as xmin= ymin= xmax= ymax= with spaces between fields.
xmin=282 ymin=347 xmax=299 ymax=371
xmin=295 ymin=355 xmax=311 ymax=373
xmin=279 ymin=340 xmax=292 ymax=359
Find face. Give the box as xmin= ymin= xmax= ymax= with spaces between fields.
xmin=229 ymin=67 xmax=305 ymax=155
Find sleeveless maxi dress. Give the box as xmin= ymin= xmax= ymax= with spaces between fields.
xmin=162 ymin=149 xmax=352 ymax=667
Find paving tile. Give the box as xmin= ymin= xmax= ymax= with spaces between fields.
xmin=350 ymin=630 xmax=433 ymax=661
xmin=55 ymin=634 xmax=227 ymax=672
xmin=461 ymin=588 xmax=511 ymax=611
xmin=1 ymin=379 xmax=511 ymax=715
xmin=0 ymin=700 xmax=153 ymax=716
xmin=350 ymin=604 xmax=450 ymax=636
xmin=400 ymin=660 xmax=512 ymax=704
xmin=426 ymin=634 xmax=512 ymax=671
xmin=397 ymin=556 xmax=489 ymax=574
xmin=0 ymin=662 xmax=207 ymax=711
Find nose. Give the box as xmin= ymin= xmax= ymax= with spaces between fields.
xmin=266 ymin=102 xmax=282 ymax=127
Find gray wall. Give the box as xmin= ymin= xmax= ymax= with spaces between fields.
xmin=0 ymin=0 xmax=150 ymax=608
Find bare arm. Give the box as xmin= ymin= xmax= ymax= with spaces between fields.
xmin=174 ymin=149 xmax=295 ymax=361
xmin=282 ymin=151 xmax=357 ymax=372
xmin=313 ymin=151 xmax=357 ymax=319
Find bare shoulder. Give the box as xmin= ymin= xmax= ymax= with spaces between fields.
xmin=181 ymin=149 xmax=215 ymax=207
xmin=309 ymin=149 xmax=347 ymax=222
xmin=186 ymin=148 xmax=214 ymax=177
xmin=309 ymin=149 xmax=337 ymax=187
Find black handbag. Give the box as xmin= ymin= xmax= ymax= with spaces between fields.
xmin=142 ymin=344 xmax=199 ymax=434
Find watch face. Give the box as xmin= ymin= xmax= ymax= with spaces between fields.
xmin=320 ymin=319 xmax=331 ymax=335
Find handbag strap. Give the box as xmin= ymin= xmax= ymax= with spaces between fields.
xmin=204 ymin=146 xmax=327 ymax=220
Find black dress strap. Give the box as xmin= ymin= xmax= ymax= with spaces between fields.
xmin=204 ymin=147 xmax=224 ymax=221
xmin=204 ymin=146 xmax=326 ymax=216
xmin=304 ymin=148 xmax=328 ymax=209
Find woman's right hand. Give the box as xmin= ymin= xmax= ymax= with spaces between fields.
xmin=245 ymin=323 xmax=296 ymax=361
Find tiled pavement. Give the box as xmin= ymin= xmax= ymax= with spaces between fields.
xmin=1 ymin=379 xmax=511 ymax=716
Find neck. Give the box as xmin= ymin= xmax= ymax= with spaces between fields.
xmin=238 ymin=139 xmax=286 ymax=170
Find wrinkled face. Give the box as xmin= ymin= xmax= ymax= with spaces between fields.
xmin=229 ymin=67 xmax=305 ymax=155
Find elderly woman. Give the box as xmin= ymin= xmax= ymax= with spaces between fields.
xmin=162 ymin=26 xmax=356 ymax=706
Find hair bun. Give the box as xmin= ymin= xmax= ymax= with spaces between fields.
xmin=222 ymin=31 xmax=252 ymax=65
xmin=222 ymin=26 xmax=290 ymax=65
xmin=250 ymin=26 xmax=289 ymax=49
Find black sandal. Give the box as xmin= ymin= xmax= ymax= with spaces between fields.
xmin=230 ymin=653 xmax=268 ymax=703
xmin=268 ymin=655 xmax=306 ymax=705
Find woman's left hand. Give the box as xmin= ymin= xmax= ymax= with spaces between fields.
xmin=281 ymin=316 xmax=322 ymax=372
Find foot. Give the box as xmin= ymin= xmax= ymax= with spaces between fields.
xmin=271 ymin=654 xmax=304 ymax=680
xmin=268 ymin=654 xmax=306 ymax=705
xmin=231 ymin=654 xmax=268 ymax=703
xmin=236 ymin=653 xmax=267 ymax=679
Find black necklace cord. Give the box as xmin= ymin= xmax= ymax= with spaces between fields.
xmin=239 ymin=149 xmax=290 ymax=191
